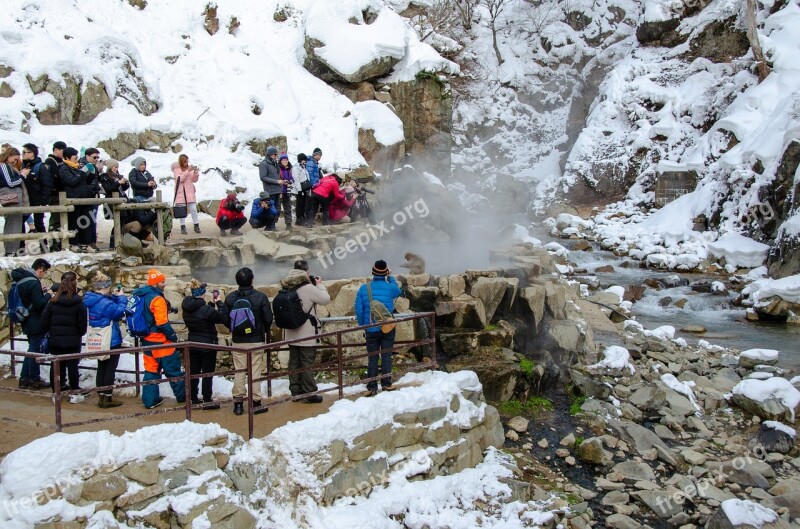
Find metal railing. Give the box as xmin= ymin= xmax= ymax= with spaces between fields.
xmin=0 ymin=191 xmax=171 ymax=249
xmin=0 ymin=312 xmax=436 ymax=439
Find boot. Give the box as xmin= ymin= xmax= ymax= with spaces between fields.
xmin=252 ymin=400 xmax=268 ymax=415
xmin=193 ymin=223 xmax=201 ymax=234
xmin=99 ymin=394 xmax=122 ymax=408
xmin=180 ymin=225 xmax=188 ymax=235
xmin=233 ymin=401 xmax=244 ymax=415
xmin=220 ymin=228 xmax=227 ymax=236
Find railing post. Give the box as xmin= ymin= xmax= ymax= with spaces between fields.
xmin=9 ymin=319 xmax=15 ymax=378
xmin=59 ymin=192 xmax=69 ymax=250
xmin=112 ymin=192 xmax=122 ymax=249
xmin=429 ymin=312 xmax=436 ymax=371
xmin=246 ymin=348 xmax=254 ymax=440
xmin=337 ymin=331 xmax=344 ymax=400
xmin=134 ymin=339 xmax=141 ymax=397
xmin=53 ymin=358 xmax=62 ymax=432
xmin=183 ymin=345 xmax=192 ymax=421
xmin=266 ymin=347 xmax=272 ymax=398
xmin=155 ymin=190 xmax=165 ymax=245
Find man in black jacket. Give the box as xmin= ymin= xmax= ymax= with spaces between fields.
xmin=21 ymin=144 xmax=52 ymax=235
xmin=224 ymin=267 xmax=272 ymax=416
xmin=45 ymin=141 xmax=66 ymax=251
xmin=11 ymin=258 xmax=52 ymax=389
xmin=181 ymin=280 xmax=229 ymax=409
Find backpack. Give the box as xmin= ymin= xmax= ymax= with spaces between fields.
xmin=125 ymin=293 xmax=152 ymax=337
xmin=366 ymin=281 xmax=396 ymax=333
xmin=229 ymin=294 xmax=257 ymax=336
xmin=273 ymin=286 xmax=313 ymax=329
xmin=8 ymin=277 xmax=37 ymax=324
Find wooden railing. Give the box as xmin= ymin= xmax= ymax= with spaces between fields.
xmin=0 ymin=191 xmax=171 ymax=250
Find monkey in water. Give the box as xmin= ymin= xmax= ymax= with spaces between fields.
xmin=400 ymin=252 xmax=426 ymax=274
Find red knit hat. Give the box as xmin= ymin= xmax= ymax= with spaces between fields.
xmin=147 ymin=268 xmax=166 ymax=286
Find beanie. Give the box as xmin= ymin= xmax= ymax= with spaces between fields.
xmin=147 ymin=268 xmax=166 ymax=286
xmin=259 ymin=191 xmax=269 ymax=200
xmin=312 ymin=147 xmax=322 ymax=156
xmin=105 ymin=158 xmax=120 ymax=171
xmin=190 ymin=279 xmax=207 ymax=297
xmin=131 ymin=156 xmax=146 ymax=168
xmin=297 ymin=153 xmax=307 ymax=163
xmin=372 ymin=260 xmax=389 ymax=276
xmin=279 ymin=152 xmax=289 ymax=161
xmin=266 ymin=146 xmax=278 ymax=156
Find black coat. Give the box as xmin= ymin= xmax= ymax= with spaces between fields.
xmin=21 ymin=157 xmax=53 ymax=207
xmin=59 ymin=164 xmax=91 ymax=199
xmin=10 ymin=267 xmax=51 ymax=336
xmin=99 ymin=171 xmax=130 ymax=198
xmin=44 ymin=154 xmax=64 ymax=194
xmin=129 ymin=169 xmax=156 ymax=199
xmin=224 ymin=286 xmax=273 ymax=344
xmin=40 ymin=294 xmax=87 ymax=350
xmin=181 ymin=296 xmax=229 ymax=343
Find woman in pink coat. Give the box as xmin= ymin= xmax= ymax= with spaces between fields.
xmin=172 ymin=154 xmax=200 ymax=234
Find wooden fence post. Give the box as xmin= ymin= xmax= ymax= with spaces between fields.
xmin=112 ymin=192 xmax=122 ymax=249
xmin=59 ymin=192 xmax=69 ymax=250
xmin=155 ymin=190 xmax=164 ymax=245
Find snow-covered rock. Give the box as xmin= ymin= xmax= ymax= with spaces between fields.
xmin=708 ymin=233 xmax=770 ymax=269
xmin=730 ymin=377 xmax=800 ymax=422
xmin=738 ymin=349 xmax=780 ymax=369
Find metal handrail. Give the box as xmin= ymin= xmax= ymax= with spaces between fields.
xmin=0 ymin=312 xmax=437 ymax=439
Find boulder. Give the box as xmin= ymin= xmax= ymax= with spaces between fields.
xmin=628 ymin=385 xmax=667 ymax=413
xmin=507 ymin=416 xmax=529 ymax=433
xmin=632 ymin=489 xmax=683 ymax=518
xmin=761 ymin=491 xmax=800 ymax=518
xmin=520 ymin=285 xmax=546 ymax=331
xmin=545 ymin=282 xmax=568 ymax=319
xmin=327 ymin=283 xmax=360 ymax=317
xmin=731 ymin=378 xmax=800 ymax=422
xmin=611 ymin=461 xmax=656 ymax=482
xmin=608 ymin=419 xmax=677 ymax=466
xmin=569 ymin=369 xmax=612 ymax=400
xmin=470 ymin=277 xmax=518 ymax=322
xmin=435 ymin=299 xmax=487 ymax=329
xmin=544 ymin=320 xmax=593 ymax=357
xmin=576 ymin=437 xmax=613 ymax=466
xmin=706 ymin=499 xmax=782 ymax=529
xmin=748 ymin=422 xmax=796 ymax=455
xmin=438 ymin=275 xmax=466 ymax=298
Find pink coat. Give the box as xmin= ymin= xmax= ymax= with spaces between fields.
xmin=171 ymin=162 xmax=199 ymax=204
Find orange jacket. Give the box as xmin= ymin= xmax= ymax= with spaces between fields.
xmin=144 ymin=294 xmax=177 ymax=359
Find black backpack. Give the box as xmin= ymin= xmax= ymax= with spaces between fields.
xmin=273 ymin=286 xmax=314 ymax=329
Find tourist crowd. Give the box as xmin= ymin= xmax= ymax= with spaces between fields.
xmin=10 ymin=257 xmax=402 ymax=413
xmin=0 ymin=142 xmax=373 ymax=257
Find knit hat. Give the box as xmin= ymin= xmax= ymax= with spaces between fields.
xmin=312 ymin=147 xmax=322 ymax=155
xmin=105 ymin=158 xmax=120 ymax=171
xmin=190 ymin=279 xmax=207 ymax=297
xmin=266 ymin=146 xmax=278 ymax=156
xmin=372 ymin=260 xmax=389 ymax=276
xmin=297 ymin=153 xmax=307 ymax=163
xmin=92 ymin=273 xmax=112 ymax=290
xmin=259 ymin=191 xmax=269 ymax=200
xmin=131 ymin=156 xmax=146 ymax=168
xmin=147 ymin=268 xmax=166 ymax=286
xmin=279 ymin=152 xmax=288 ymax=161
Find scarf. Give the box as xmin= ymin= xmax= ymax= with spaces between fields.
xmin=64 ymin=159 xmax=80 ymax=169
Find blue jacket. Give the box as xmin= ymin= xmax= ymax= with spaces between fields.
xmin=306 ymin=157 xmax=321 ymax=187
xmin=355 ymin=276 xmax=403 ymax=333
xmin=84 ymin=291 xmax=129 ymax=347
xmin=251 ymin=198 xmax=277 ymax=220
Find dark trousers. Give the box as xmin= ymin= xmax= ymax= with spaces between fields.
xmin=68 ymin=205 xmax=95 ymax=245
xmin=32 ymin=213 xmax=46 ymax=233
xmin=189 ymin=347 xmax=217 ymax=401
xmin=217 ymin=216 xmax=246 ymax=231
xmin=366 ymin=329 xmax=396 ymax=391
xmin=49 ymin=344 xmax=81 ymax=391
xmin=288 ymin=345 xmax=318 ymax=396
xmin=295 ymin=192 xmax=309 ymax=223
xmin=48 ymin=195 xmax=62 ymax=250
xmin=96 ymin=347 xmax=120 ymax=396
xmin=307 ymin=193 xmax=331 ymax=225
xmin=269 ymin=193 xmax=292 ymax=227
xmin=21 ymin=333 xmax=43 ymax=381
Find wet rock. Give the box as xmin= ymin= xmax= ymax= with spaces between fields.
xmin=749 ymin=423 xmax=796 ymax=455
xmin=658 ymin=296 xmax=673 ymax=307
xmin=674 ymin=298 xmax=689 ymax=309
xmin=623 ymin=284 xmax=646 ymax=302
xmin=681 ymin=325 xmax=707 ymax=333
xmin=595 ymin=264 xmax=615 ymax=273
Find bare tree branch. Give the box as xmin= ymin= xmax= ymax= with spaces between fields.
xmin=745 ymin=0 xmax=770 ymax=82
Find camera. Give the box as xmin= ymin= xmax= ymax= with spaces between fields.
xmin=234 ymin=201 xmax=245 ymax=212
xmin=212 ymin=289 xmax=220 ymax=298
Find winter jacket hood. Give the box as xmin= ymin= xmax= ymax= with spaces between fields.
xmin=280 ymin=270 xmax=331 ymax=346
xmin=280 ymin=269 xmax=310 ymax=290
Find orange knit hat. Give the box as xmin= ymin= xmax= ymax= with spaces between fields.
xmin=147 ymin=268 xmax=166 ymax=286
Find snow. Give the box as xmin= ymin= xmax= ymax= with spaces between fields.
xmin=707 ymin=233 xmax=770 ymax=269
xmin=739 ymin=348 xmax=780 ymax=363
xmin=661 ymin=373 xmax=702 ymax=415
xmin=604 ymin=286 xmax=625 ymax=303
xmin=587 ymin=345 xmax=635 ymax=374
xmin=744 ymin=274 xmax=800 ymax=306
xmin=720 ymin=499 xmax=778 ymax=527
xmin=351 ymin=101 xmax=404 ymax=146
xmin=762 ymin=420 xmax=796 ymax=438
xmin=731 ymin=377 xmax=800 ymax=421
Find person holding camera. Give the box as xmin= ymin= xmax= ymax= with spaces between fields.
xmin=249 ymin=191 xmax=279 ymax=230
xmin=129 ymin=157 xmax=158 ymax=200
xmin=181 ymin=280 xmax=229 ymax=409
xmin=172 ymin=154 xmax=201 ymax=235
xmin=99 ymin=159 xmax=129 ymax=249
xmin=258 ymin=146 xmax=282 ymax=231
xmin=216 ymin=193 xmax=246 ymax=236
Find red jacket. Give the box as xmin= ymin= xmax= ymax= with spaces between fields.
xmin=312 ymin=175 xmax=344 ymax=202
xmin=329 ymin=193 xmax=356 ymax=221
xmin=216 ymin=194 xmax=246 ymax=223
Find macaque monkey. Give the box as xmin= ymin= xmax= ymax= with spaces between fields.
xmin=400 ymin=252 xmax=426 ymax=274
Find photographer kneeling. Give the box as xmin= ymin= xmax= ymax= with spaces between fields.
xmin=216 ymin=193 xmax=247 ymax=236
xmin=249 ymin=192 xmax=279 ymax=231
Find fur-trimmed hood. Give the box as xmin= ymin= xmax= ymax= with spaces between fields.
xmin=281 ymin=269 xmax=310 ymax=289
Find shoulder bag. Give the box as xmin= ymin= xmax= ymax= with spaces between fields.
xmin=172 ymin=175 xmax=188 ymax=219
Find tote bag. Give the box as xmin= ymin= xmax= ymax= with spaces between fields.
xmin=172 ymin=176 xmax=188 ymax=219
xmin=86 ymin=325 xmax=113 ymax=361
